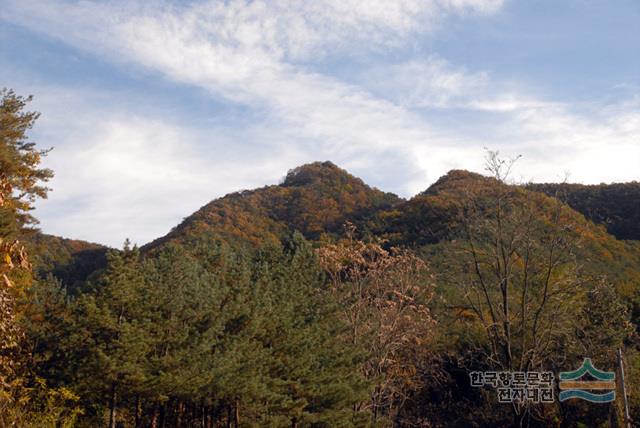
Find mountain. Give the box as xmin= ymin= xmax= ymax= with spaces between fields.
xmin=34 ymin=162 xmax=640 ymax=308
xmin=137 ymin=162 xmax=640 ymax=302
xmin=26 ymin=233 xmax=108 ymax=290
xmin=144 ymin=161 xmax=401 ymax=250
xmin=370 ymin=169 xmax=494 ymax=246
xmin=372 ymin=170 xmax=640 ymax=303
xmin=528 ymin=182 xmax=640 ymax=240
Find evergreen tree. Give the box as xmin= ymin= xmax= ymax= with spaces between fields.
xmin=22 ymin=275 xmax=74 ymax=384
xmin=73 ymin=241 xmax=150 ymax=428
xmin=248 ymin=234 xmax=370 ymax=426
xmin=140 ymin=243 xmax=228 ymax=426
xmin=0 ymin=89 xmax=53 ymax=235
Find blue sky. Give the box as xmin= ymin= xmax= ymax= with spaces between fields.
xmin=1 ymin=0 xmax=638 ymax=247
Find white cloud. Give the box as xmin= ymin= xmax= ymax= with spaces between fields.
xmin=364 ymin=57 xmax=490 ymax=108
xmin=2 ymin=0 xmax=504 ymax=61
xmin=360 ymin=55 xmax=639 ymax=191
xmin=22 ymin=84 xmax=305 ymax=247
xmin=363 ymin=56 xmax=556 ymax=113
xmin=503 ymin=100 xmax=640 ymax=184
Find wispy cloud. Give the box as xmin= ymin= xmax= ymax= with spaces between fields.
xmin=25 ymin=85 xmax=302 ymax=246
xmin=363 ymin=56 xmax=552 ymax=112
xmin=4 ymin=1 xmax=503 ymax=181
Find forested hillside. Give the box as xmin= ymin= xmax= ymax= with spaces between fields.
xmin=146 ymin=164 xmax=640 ymax=312
xmin=26 ymin=233 xmax=107 ymax=291
xmin=145 ymin=161 xmax=400 ymax=250
xmin=374 ymin=170 xmax=640 ymax=301
xmin=3 ymin=90 xmax=640 ymax=427
xmin=528 ymin=182 xmax=640 ymax=240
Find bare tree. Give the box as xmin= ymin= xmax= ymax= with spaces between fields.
xmin=449 ymin=151 xmax=585 ymax=426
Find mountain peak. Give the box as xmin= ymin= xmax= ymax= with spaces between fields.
xmin=282 ymin=161 xmax=356 ymax=187
xmin=421 ymin=169 xmax=491 ymax=196
xmin=145 ymin=161 xmax=401 ymax=250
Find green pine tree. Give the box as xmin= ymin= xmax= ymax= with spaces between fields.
xmin=72 ymin=241 xmax=150 ymax=428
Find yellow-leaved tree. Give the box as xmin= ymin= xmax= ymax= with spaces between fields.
xmin=0 ymin=88 xmax=57 ymax=425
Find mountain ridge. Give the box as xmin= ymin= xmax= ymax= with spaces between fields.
xmin=143 ymin=161 xmax=401 ymax=250
xmin=30 ymin=162 xmax=640 ymax=301
xmin=528 ymin=181 xmax=640 ymax=240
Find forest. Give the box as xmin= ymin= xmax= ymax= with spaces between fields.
xmin=2 ymin=89 xmax=640 ymax=427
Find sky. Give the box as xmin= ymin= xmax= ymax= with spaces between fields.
xmin=1 ymin=0 xmax=639 ymax=247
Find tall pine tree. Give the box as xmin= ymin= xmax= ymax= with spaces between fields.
xmin=73 ymin=241 xmax=150 ymax=428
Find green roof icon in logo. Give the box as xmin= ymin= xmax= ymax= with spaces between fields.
xmin=559 ymin=358 xmax=616 ymax=403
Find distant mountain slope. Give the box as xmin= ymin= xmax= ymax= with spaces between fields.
xmin=528 ymin=182 xmax=640 ymax=240
xmin=372 ymin=170 xmax=493 ymax=246
xmin=145 ymin=161 xmax=401 ymax=250
xmin=26 ymin=233 xmax=108 ymax=289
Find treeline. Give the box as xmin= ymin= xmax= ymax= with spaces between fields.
xmin=19 ymin=236 xmax=439 ymax=427
xmin=26 ymin=235 xmax=371 ymax=427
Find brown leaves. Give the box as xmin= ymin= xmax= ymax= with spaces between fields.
xmin=317 ymin=227 xmax=437 ymax=420
xmin=0 ymin=239 xmax=30 ymax=279
xmin=0 ymin=175 xmax=11 ymax=208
